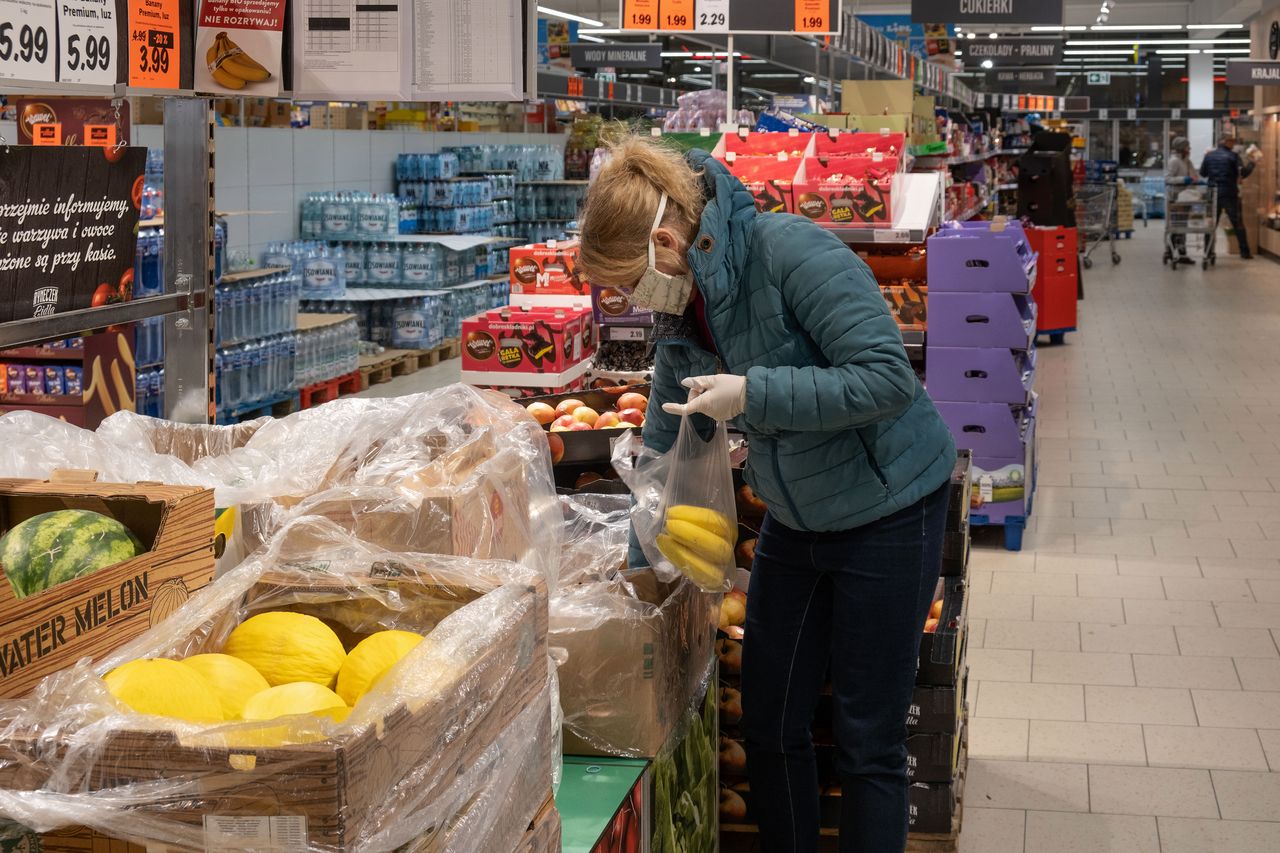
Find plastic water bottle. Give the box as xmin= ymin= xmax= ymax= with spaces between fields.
xmin=366 ymin=242 xmax=400 ymax=286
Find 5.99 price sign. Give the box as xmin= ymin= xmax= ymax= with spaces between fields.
xmin=0 ymin=0 xmax=123 ymax=86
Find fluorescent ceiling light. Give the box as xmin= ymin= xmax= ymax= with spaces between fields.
xmin=988 ymin=33 xmax=998 ymax=39
xmin=1065 ymin=49 xmax=1136 ymax=55
xmin=1186 ymin=24 xmax=1244 ymax=30
xmin=750 ymin=73 xmax=802 ymax=79
xmin=661 ymin=51 xmax=693 ymax=57
xmin=1206 ymin=48 xmax=1250 ymax=54
xmin=536 ymin=5 xmax=603 ymax=27
xmin=980 ymin=59 xmax=994 ymax=68
xmin=590 ymin=29 xmax=621 ymax=34
xmin=578 ymin=34 xmax=607 ymax=43
xmin=1157 ymin=49 xmax=1201 ymax=54
xmin=1030 ymin=25 xmax=1088 ymax=32
xmin=1067 ymin=38 xmax=1249 ymax=46
xmin=803 ymin=76 xmax=817 ymax=83
xmin=1090 ymin=24 xmax=1183 ymax=31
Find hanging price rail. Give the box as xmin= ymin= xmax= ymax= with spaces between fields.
xmin=619 ymin=0 xmax=840 ymax=35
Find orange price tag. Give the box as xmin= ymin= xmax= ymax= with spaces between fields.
xmin=84 ymin=125 xmax=118 ymax=148
xmin=622 ymin=0 xmax=659 ymax=29
xmin=32 ymin=124 xmax=63 ymax=146
xmin=128 ymin=0 xmax=181 ymax=89
xmin=794 ymin=0 xmax=828 ymax=33
xmin=660 ymin=0 xmax=694 ymax=31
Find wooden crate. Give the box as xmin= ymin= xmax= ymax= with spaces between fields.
xmin=2 ymin=566 xmax=549 ymax=852
xmin=516 ymin=796 xmax=561 ymax=853
xmin=0 ymin=472 xmax=216 ymax=699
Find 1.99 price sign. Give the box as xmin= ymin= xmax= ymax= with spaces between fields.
xmin=620 ymin=0 xmax=835 ymax=34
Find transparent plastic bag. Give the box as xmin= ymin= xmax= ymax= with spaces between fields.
xmin=615 ymin=415 xmax=735 ymax=592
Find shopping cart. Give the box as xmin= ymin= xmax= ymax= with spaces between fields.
xmin=1075 ymin=183 xmax=1120 ymax=269
xmin=1162 ymin=181 xmax=1217 ymax=271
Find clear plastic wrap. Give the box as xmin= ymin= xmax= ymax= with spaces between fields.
xmin=0 ymin=385 xmax=562 ymax=590
xmin=556 ymin=492 xmax=630 ymax=587
xmin=0 ymin=516 xmax=556 ymax=853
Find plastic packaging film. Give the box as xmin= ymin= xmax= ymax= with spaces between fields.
xmin=0 ymin=385 xmax=563 ymax=591
xmin=0 ymin=515 xmax=556 ymax=853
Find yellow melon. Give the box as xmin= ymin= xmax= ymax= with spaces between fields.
xmin=180 ymin=653 xmax=271 ymax=719
xmin=222 ymin=611 xmax=346 ymax=687
xmin=335 ymin=630 xmax=424 ymax=706
xmin=241 ymin=682 xmax=349 ymax=723
xmin=103 ymin=658 xmax=224 ymax=723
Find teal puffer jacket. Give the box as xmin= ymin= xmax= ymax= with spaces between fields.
xmin=642 ymin=150 xmax=956 ymax=536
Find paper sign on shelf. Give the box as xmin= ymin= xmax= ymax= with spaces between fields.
xmin=196 ymin=0 xmax=285 ymax=96
xmin=794 ymin=0 xmax=827 ymax=33
xmin=696 ymin=0 xmax=729 ymax=32
xmin=411 ymin=0 xmax=524 ymax=102
xmin=293 ymin=0 xmax=408 ymax=99
xmin=128 ymin=0 xmax=181 ymax=88
xmin=84 ymin=123 xmax=117 ymax=147
xmin=622 ymin=0 xmax=659 ymax=29
xmin=0 ymin=0 xmax=57 ymax=84
xmin=660 ymin=0 xmax=694 ymax=31
xmin=57 ymin=0 xmax=121 ymax=85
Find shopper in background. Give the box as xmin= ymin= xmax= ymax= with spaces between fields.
xmin=579 ymin=136 xmax=956 ymax=853
xmin=1166 ymin=137 xmax=1199 ymax=265
xmin=1200 ymin=133 xmax=1256 ymax=260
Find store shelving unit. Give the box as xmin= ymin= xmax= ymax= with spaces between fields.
xmin=819 ymin=172 xmax=943 ymax=245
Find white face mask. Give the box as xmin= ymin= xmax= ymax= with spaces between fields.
xmin=630 ymin=193 xmax=695 ymax=315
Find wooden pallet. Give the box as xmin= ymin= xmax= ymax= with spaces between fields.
xmin=299 ymin=369 xmax=362 ymax=409
xmin=216 ymin=390 xmax=300 ymax=424
xmin=359 ymin=349 xmax=420 ymax=390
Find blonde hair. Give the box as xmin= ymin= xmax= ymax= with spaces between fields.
xmin=578 ymin=136 xmax=706 ymax=288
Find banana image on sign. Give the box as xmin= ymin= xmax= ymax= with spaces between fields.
xmin=195 ymin=0 xmax=285 ymax=96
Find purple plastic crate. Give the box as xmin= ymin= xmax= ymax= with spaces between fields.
xmin=929 ymin=292 xmax=1037 ymax=349
xmin=926 ymin=221 xmax=1037 ymax=294
xmin=926 ymin=346 xmax=1036 ymax=404
xmin=935 ymin=397 xmax=1037 ymax=458
xmin=971 ymin=418 xmax=1036 ymax=524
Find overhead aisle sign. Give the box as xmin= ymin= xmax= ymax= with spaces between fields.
xmin=965 ymin=38 xmax=1063 ymax=66
xmin=619 ymin=0 xmax=841 ymax=35
xmin=1225 ymin=60 xmax=1280 ymax=86
xmin=910 ymin=1 xmax=1063 ymax=26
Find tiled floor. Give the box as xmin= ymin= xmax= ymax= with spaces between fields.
xmin=960 ymin=227 xmax=1280 ymax=853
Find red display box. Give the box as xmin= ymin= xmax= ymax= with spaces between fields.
xmin=720 ymin=156 xmax=801 ymax=214
xmin=462 ymin=305 xmax=593 ymax=375
xmin=813 ymin=131 xmax=908 ymax=159
xmin=1027 ymin=227 xmax=1079 ymax=335
xmin=509 ymin=240 xmax=589 ymax=298
xmin=792 ymin=156 xmax=899 ymax=224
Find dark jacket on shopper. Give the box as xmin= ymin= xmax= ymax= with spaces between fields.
xmin=1200 ymin=145 xmax=1254 ymax=199
xmin=638 ymin=151 xmax=955 ymax=551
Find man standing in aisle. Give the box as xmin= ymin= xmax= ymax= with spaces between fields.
xmin=1166 ymin=137 xmax=1198 ymax=265
xmin=1200 ymin=133 xmax=1256 ymax=260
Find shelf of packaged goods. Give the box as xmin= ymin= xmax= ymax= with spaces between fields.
xmin=303 ymin=280 xmax=495 ymax=301
xmin=326 ymin=234 xmax=515 ymax=249
xmin=0 ymin=292 xmax=201 ymax=350
xmin=518 ymin=180 xmax=591 ymax=186
xmin=819 ymin=173 xmax=942 ymax=246
xmin=0 ymin=393 xmax=82 ymax=408
xmin=0 ymin=347 xmax=85 ymax=362
xmin=994 ymin=149 xmax=1028 ymax=157
xmin=219 ymin=267 xmax=290 ymax=283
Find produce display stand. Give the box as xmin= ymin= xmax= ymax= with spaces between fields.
xmin=559 ymin=758 xmax=650 ymax=853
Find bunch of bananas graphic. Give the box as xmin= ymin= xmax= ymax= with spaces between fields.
xmin=207 ymin=32 xmax=270 ymax=90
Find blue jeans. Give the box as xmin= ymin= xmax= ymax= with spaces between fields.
xmin=741 ymin=483 xmax=949 ymax=853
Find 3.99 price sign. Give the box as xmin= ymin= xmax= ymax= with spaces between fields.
xmin=127 ymin=0 xmax=179 ymax=88
xmin=620 ymin=0 xmax=838 ymax=34
xmin=0 ymin=0 xmax=123 ymax=86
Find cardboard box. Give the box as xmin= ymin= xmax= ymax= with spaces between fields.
xmin=880 ymin=282 xmax=927 ymax=330
xmin=720 ymin=156 xmax=801 ymax=213
xmin=5 ymin=563 xmax=552 ymax=853
xmin=846 ymin=114 xmax=910 ymax=135
xmin=907 ymin=722 xmax=965 ymax=782
xmin=462 ymin=305 xmax=593 ymax=375
xmin=0 ymin=473 xmax=216 ymax=699
xmin=841 ymin=80 xmax=914 ymax=117
xmin=509 ymin=240 xmax=589 ymax=298
xmin=715 ymin=130 xmax=814 ymax=160
xmin=814 ymin=131 xmax=908 ymax=159
xmin=917 ymin=576 xmax=967 ymax=686
xmin=908 ymin=669 xmax=967 ymax=734
xmin=556 ymin=570 xmax=718 ymax=757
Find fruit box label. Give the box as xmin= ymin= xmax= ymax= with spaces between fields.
xmin=196 ymin=0 xmax=286 ymax=96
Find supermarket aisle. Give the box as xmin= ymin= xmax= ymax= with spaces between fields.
xmin=960 ymin=227 xmax=1280 ymax=852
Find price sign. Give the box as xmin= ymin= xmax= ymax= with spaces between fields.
xmin=128 ymin=0 xmax=179 ymax=88
xmin=622 ymin=0 xmax=658 ymax=29
xmin=58 ymin=0 xmax=119 ymax=85
xmin=696 ymin=0 xmax=729 ymax=32
xmin=794 ymin=0 xmax=827 ymax=33
xmin=873 ymin=228 xmax=911 ymax=243
xmin=660 ymin=0 xmax=694 ymax=30
xmin=0 ymin=0 xmax=57 ymax=84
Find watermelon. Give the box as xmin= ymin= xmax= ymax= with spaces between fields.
xmin=0 ymin=510 xmax=144 ymax=600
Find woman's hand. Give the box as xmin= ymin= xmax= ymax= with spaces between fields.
xmin=662 ymin=374 xmax=746 ymax=421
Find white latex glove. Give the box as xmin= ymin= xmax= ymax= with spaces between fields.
xmin=662 ymin=374 xmax=747 ymax=421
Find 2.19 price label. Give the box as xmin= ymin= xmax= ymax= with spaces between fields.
xmin=127 ymin=0 xmax=179 ymax=88
xmin=0 ymin=0 xmax=56 ymax=84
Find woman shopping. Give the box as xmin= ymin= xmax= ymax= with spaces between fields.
xmin=577 ymin=136 xmax=956 ymax=853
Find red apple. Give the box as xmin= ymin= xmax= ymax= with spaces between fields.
xmin=572 ymin=405 xmax=599 ymax=426
xmin=568 ymin=421 xmax=593 ymax=432
xmin=526 ymin=401 xmax=556 ymax=426
xmin=594 ymin=411 xmax=621 ymax=429
xmin=618 ymin=407 xmax=645 ymax=426
xmin=546 ymin=432 xmax=564 ymax=463
xmin=555 ymin=398 xmax=585 ymax=418
xmin=551 ymin=415 xmax=576 ymax=432
xmin=617 ymin=391 xmax=648 ymax=413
